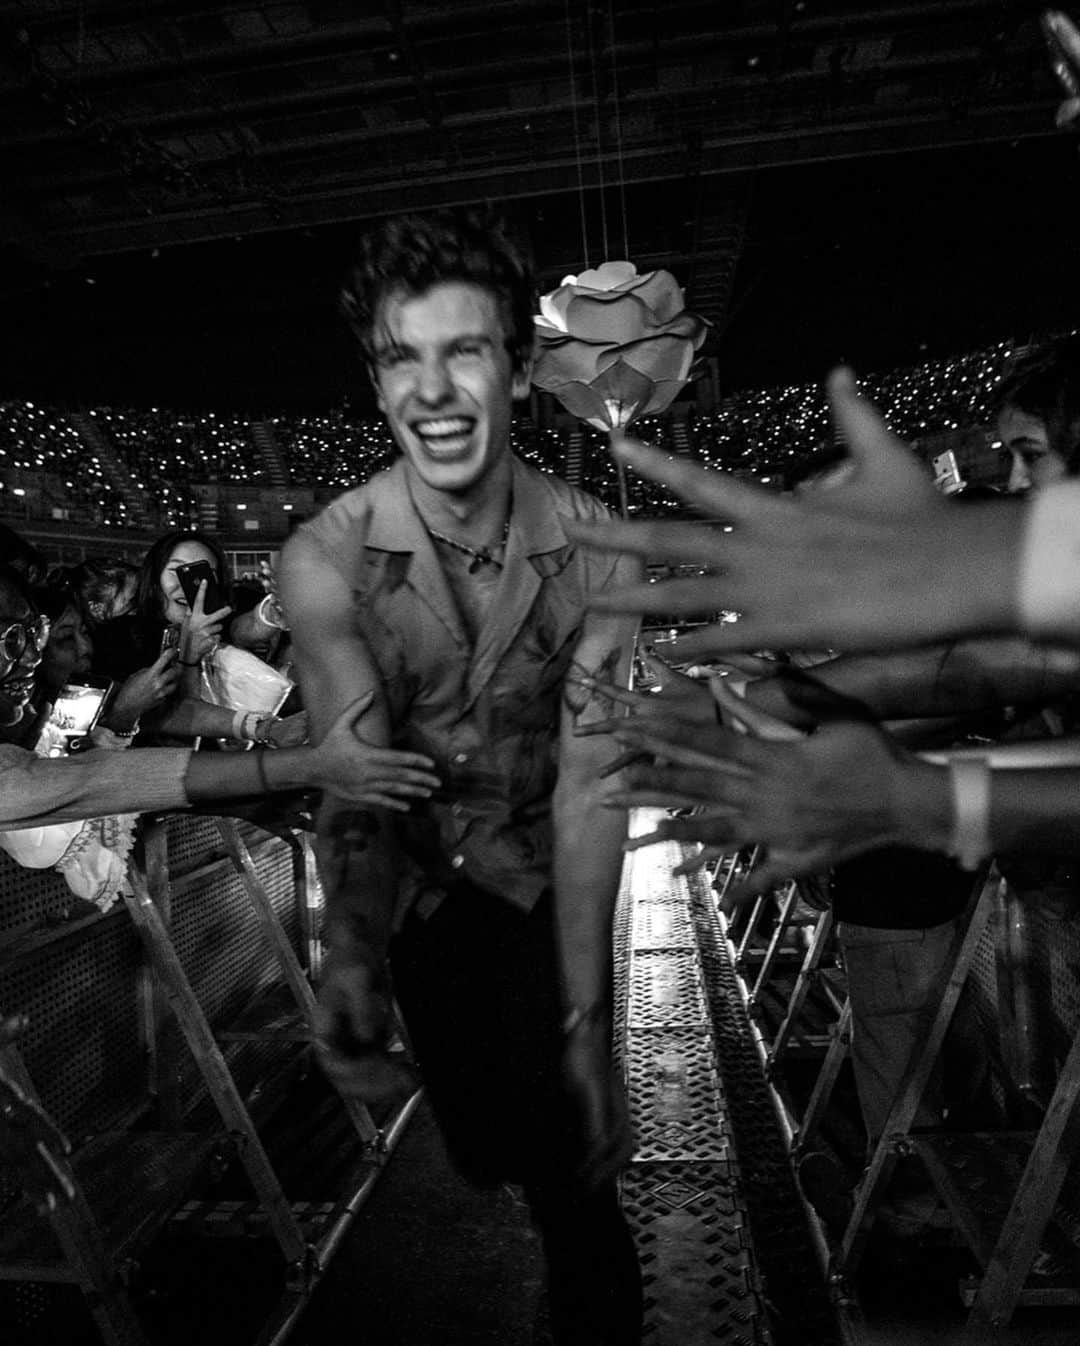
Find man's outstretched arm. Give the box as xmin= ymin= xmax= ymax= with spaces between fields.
xmin=553 ymin=553 xmax=641 ymax=1186
xmin=279 ymin=528 xmax=435 ymax=1102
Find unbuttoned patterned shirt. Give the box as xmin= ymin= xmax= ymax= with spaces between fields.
xmin=299 ymin=454 xmax=625 ymax=921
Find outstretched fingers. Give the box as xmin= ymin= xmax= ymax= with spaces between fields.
xmin=563 ymin=515 xmax=723 ymax=566
xmin=622 ymin=806 xmax=742 ymax=854
xmin=608 ymin=434 xmax=791 ymax=526
xmin=824 ymin=367 xmax=939 ymax=511
xmin=611 ymin=720 xmax=757 ymax=774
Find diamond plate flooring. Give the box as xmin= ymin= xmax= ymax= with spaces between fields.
xmin=616 ymin=811 xmax=817 ymax=1345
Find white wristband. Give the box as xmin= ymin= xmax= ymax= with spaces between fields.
xmin=949 ymin=755 xmax=991 ymax=871
xmin=1018 ymin=481 xmax=1080 ymax=639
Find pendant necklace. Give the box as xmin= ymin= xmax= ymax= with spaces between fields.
xmin=425 ymin=517 xmax=511 ymax=573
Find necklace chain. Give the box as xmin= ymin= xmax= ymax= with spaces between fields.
xmin=425 ymin=518 xmax=511 ymax=573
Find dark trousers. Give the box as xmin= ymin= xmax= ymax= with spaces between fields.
xmin=390 ymin=884 xmax=642 ymax=1346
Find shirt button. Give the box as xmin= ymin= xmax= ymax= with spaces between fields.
xmin=450 ymin=854 xmax=465 ymax=869
xmin=453 ymin=752 xmax=468 ymax=765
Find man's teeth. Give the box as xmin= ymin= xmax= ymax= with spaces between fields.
xmin=415 ymin=418 xmax=472 ymax=440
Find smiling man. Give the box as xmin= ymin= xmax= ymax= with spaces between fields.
xmin=279 ymin=211 xmax=643 ymax=1344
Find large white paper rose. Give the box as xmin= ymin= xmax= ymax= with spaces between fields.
xmin=532 ymin=261 xmax=709 ymax=430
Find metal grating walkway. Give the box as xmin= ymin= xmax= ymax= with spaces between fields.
xmin=616 ymin=813 xmax=837 ymax=1345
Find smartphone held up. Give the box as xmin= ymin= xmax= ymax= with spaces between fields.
xmin=36 ymin=681 xmax=112 ymax=757
xmin=176 ymin=560 xmax=225 ymax=615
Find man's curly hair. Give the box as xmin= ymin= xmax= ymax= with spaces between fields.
xmin=340 ymin=209 xmax=536 ymax=373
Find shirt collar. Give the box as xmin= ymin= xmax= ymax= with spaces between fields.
xmin=363 ymin=454 xmax=569 ymax=558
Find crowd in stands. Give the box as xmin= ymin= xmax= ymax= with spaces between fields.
xmin=0 ymin=402 xmax=128 ymax=528
xmin=268 ymin=408 xmax=397 ymax=490
xmin=0 ymin=337 xmax=1042 ymax=535
xmin=92 ymin=405 xmax=269 ymax=487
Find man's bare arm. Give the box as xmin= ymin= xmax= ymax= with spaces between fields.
xmin=553 ymin=554 xmax=641 ymax=1184
xmin=279 ymin=528 xmax=427 ymax=1101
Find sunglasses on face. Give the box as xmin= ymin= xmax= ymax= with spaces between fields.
xmin=0 ymin=615 xmax=52 ymax=668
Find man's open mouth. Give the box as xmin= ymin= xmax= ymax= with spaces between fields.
xmin=411 ymin=416 xmax=476 ymax=455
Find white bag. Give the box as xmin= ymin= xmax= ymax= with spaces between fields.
xmin=201 ymin=642 xmax=293 ymax=716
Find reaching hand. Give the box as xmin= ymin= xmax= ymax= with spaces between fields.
xmin=563 ymin=368 xmax=1018 ymax=657
xmin=602 ymin=712 xmax=950 ymax=899
xmin=265 ymin=710 xmax=309 ymax=748
xmin=0 ymin=1016 xmax=75 ymax=1215
xmin=108 ymin=648 xmax=181 ymax=727
xmin=312 ymin=957 xmax=419 ymax=1106
xmin=570 ymin=652 xmax=718 ymax=748
xmin=312 ymin=692 xmax=441 ymax=809
xmin=179 ymin=581 xmax=233 ymax=665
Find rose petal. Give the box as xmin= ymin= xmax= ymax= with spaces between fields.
xmin=589 ymin=360 xmax=656 ymax=428
xmin=546 ymin=379 xmax=618 ymax=429
xmin=563 ymin=292 xmax=655 ymax=343
xmin=538 ymin=292 xmax=568 ymax=332
xmin=533 ymin=318 xmax=569 ymax=339
xmin=633 ymin=378 xmax=689 ymax=420
xmin=532 ymin=338 xmax=620 ymax=387
xmin=607 ymin=333 xmax=699 ymax=383
xmin=620 ymin=269 xmax=688 ymax=324
xmin=572 ymin=260 xmax=639 ymax=292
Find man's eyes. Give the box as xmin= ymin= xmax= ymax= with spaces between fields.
xmin=375 ymin=341 xmax=490 ymax=368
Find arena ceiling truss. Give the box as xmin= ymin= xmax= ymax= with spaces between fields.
xmin=0 ymin=1 xmax=1063 ymax=338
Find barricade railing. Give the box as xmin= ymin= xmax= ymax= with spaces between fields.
xmin=0 ymin=807 xmax=419 ymax=1346
xmin=708 ymin=845 xmax=1080 ymax=1330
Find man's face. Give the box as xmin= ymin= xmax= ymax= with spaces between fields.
xmin=371 ymin=281 xmax=531 ymax=498
xmin=998 ymin=406 xmax=1068 ymax=495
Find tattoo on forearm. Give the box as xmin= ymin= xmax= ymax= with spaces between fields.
xmin=564 ymin=648 xmax=622 ymax=723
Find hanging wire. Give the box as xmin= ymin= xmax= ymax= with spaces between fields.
xmin=564 ymin=0 xmax=590 ymax=268
xmin=585 ymin=2 xmax=610 ymax=260
xmin=607 ymin=0 xmax=630 ymax=260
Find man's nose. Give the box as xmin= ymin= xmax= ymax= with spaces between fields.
xmin=414 ymin=356 xmax=453 ymax=405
